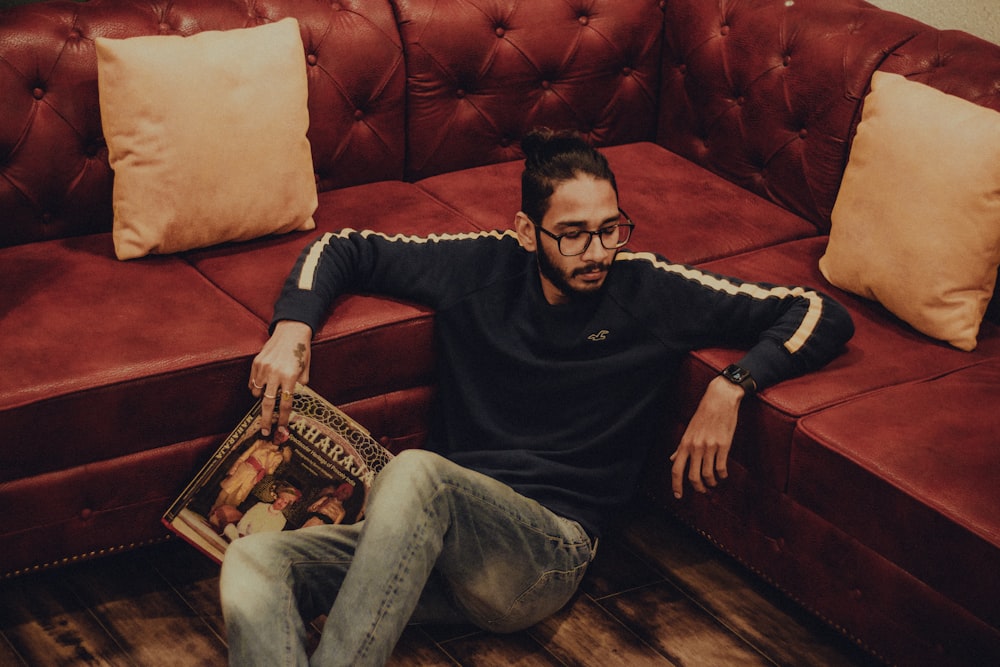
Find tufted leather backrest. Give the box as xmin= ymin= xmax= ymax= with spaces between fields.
xmin=877 ymin=29 xmax=1000 ymax=113
xmin=4 ymin=0 xmax=1000 ymax=249
xmin=657 ymin=0 xmax=929 ymax=232
xmin=393 ymin=0 xmax=664 ymax=180
xmin=0 ymin=0 xmax=405 ymax=248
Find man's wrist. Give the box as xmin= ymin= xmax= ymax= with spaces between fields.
xmin=708 ymin=374 xmax=748 ymax=402
xmin=273 ymin=320 xmax=314 ymax=337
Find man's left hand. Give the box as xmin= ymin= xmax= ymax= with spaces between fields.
xmin=669 ymin=375 xmax=745 ymax=499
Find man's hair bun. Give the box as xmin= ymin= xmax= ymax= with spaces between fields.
xmin=521 ymin=128 xmax=591 ymax=169
xmin=519 ymin=127 xmax=617 ymax=224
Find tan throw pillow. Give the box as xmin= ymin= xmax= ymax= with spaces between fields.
xmin=97 ymin=18 xmax=317 ymax=260
xmin=820 ymin=71 xmax=1000 ymax=351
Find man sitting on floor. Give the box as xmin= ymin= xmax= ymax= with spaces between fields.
xmin=220 ymin=128 xmax=853 ymax=667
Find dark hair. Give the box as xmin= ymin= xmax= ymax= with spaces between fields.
xmin=520 ymin=128 xmax=618 ymax=224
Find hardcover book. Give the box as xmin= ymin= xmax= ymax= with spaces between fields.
xmin=162 ymin=384 xmax=392 ymax=564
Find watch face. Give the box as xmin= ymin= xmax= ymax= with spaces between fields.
xmin=725 ymin=365 xmax=748 ymax=382
xmin=723 ymin=365 xmax=753 ymax=389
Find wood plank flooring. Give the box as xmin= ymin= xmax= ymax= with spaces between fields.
xmin=0 ymin=507 xmax=885 ymax=666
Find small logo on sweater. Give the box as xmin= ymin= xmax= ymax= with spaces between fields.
xmin=587 ymin=329 xmax=609 ymax=341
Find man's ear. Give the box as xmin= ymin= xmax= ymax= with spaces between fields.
xmin=514 ymin=211 xmax=537 ymax=252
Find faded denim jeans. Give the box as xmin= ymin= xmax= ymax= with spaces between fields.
xmin=220 ymin=449 xmax=596 ymax=666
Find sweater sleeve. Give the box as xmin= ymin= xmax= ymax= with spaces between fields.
xmin=616 ymin=252 xmax=854 ymax=389
xmin=735 ymin=292 xmax=853 ymax=390
xmin=701 ymin=276 xmax=854 ymax=389
xmin=271 ymin=229 xmax=521 ymax=333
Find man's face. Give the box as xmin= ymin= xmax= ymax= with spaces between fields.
xmin=519 ymin=174 xmax=621 ymax=305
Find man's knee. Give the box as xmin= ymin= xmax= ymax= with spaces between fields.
xmin=221 ymin=532 xmax=287 ymax=600
xmin=374 ymin=448 xmax=449 ymax=491
xmin=367 ymin=449 xmax=466 ymax=521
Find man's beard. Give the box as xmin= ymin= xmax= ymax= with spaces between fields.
xmin=535 ymin=231 xmax=611 ymax=301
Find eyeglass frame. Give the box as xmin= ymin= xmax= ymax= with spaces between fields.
xmin=529 ymin=208 xmax=635 ymax=257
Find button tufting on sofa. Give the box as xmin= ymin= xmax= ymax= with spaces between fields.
xmin=84 ymin=139 xmax=104 ymax=158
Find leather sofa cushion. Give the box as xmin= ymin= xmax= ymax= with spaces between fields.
xmin=686 ymin=236 xmax=1000 ymax=490
xmin=1 ymin=235 xmax=268 ymax=484
xmin=0 ymin=179 xmax=481 ymax=576
xmin=416 ymin=142 xmax=818 ymax=264
xmin=789 ymin=358 xmax=1000 ymax=628
xmin=184 ymin=181 xmax=488 ymax=405
xmin=1 ymin=180 xmax=484 ymax=484
xmin=698 ymin=237 xmax=1000 ymax=413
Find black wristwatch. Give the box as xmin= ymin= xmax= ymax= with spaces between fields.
xmin=720 ymin=364 xmax=757 ymax=395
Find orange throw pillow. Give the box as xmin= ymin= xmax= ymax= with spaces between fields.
xmin=97 ymin=18 xmax=317 ymax=260
xmin=820 ymin=72 xmax=1000 ymax=351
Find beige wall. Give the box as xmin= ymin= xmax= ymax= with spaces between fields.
xmin=871 ymin=1 xmax=1000 ymax=45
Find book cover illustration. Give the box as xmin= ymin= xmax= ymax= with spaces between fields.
xmin=162 ymin=384 xmax=392 ymax=564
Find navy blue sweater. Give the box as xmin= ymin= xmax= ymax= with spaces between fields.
xmin=274 ymin=229 xmax=854 ymax=537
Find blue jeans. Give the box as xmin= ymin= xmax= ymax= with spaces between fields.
xmin=220 ymin=449 xmax=596 ymax=666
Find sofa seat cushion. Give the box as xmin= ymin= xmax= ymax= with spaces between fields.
xmin=1 ymin=234 xmax=268 ymax=483
xmin=184 ymin=181 xmax=486 ymax=404
xmin=416 ymin=142 xmax=818 ymax=264
xmin=789 ymin=359 xmax=1000 ymax=628
xmin=681 ymin=236 xmax=1000 ymax=490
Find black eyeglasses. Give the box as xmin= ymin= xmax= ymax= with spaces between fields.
xmin=531 ymin=209 xmax=635 ymax=256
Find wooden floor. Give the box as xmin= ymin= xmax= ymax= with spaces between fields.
xmin=0 ymin=507 xmax=885 ymax=666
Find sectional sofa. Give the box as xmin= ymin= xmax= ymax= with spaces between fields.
xmin=2 ymin=1 xmax=998 ymax=665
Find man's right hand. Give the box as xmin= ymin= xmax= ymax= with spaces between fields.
xmin=249 ymin=320 xmax=313 ymax=436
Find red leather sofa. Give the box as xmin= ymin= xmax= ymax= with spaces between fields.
xmin=2 ymin=1 xmax=998 ymax=665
